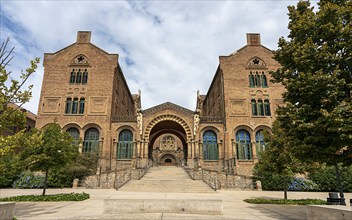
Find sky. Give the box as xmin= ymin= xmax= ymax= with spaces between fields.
xmin=0 ymin=0 xmax=317 ymax=114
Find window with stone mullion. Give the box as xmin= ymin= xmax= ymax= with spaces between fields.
xmin=83 ymin=128 xmax=99 ymax=153
xmin=82 ymin=69 xmax=88 ymax=84
xmin=76 ymin=69 xmax=82 ymax=83
xmin=264 ymin=100 xmax=271 ymax=116
xmin=251 ymin=99 xmax=257 ymax=116
xmin=258 ymin=100 xmax=264 ymax=116
xmin=79 ymin=98 xmax=85 ymax=114
xmin=70 ymin=69 xmax=76 ymax=84
xmin=117 ymin=130 xmax=133 ymax=159
xmin=249 ymin=72 xmax=255 ymax=87
xmin=255 ymin=72 xmax=261 ymax=87
xmin=72 ymin=98 xmax=79 ymax=114
xmin=236 ymin=130 xmax=252 ymax=160
xmin=65 ymin=98 xmax=72 ymax=114
xmin=261 ymin=72 xmax=268 ymax=87
xmin=203 ymin=130 xmax=218 ymax=160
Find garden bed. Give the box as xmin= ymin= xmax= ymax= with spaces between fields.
xmin=244 ymin=198 xmax=327 ymax=205
xmin=0 ymin=192 xmax=89 ymax=202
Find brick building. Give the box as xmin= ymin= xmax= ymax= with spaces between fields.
xmin=36 ymin=31 xmax=284 ymax=181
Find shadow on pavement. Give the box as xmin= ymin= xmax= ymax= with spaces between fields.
xmin=247 ymin=204 xmax=307 ymax=220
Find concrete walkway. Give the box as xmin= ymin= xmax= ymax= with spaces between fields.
xmin=1 ymin=188 xmax=351 ymax=220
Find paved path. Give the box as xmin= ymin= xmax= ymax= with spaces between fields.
xmin=1 ymin=188 xmax=350 ymax=219
xmin=0 ymin=167 xmax=351 ymax=219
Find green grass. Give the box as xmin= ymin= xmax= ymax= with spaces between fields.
xmin=0 ymin=192 xmax=90 ymax=202
xmin=244 ymin=198 xmax=327 ymax=205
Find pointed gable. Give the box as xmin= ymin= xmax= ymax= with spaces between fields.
xmin=143 ymin=102 xmax=194 ymax=116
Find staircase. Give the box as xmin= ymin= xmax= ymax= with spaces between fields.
xmin=119 ymin=166 xmax=214 ymax=193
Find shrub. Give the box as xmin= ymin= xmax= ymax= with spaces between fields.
xmin=0 ymin=192 xmax=90 ymax=202
xmin=13 ymin=171 xmax=44 ymax=189
xmin=253 ymin=172 xmax=293 ymax=191
xmin=308 ymin=164 xmax=352 ymax=192
xmin=0 ymin=155 xmax=23 ymax=188
xmin=48 ymin=152 xmax=99 ymax=188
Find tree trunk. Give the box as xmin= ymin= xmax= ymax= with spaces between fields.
xmin=42 ymin=169 xmax=49 ymax=196
xmin=283 ymin=177 xmax=288 ymax=200
xmin=334 ymin=163 xmax=346 ymax=206
xmin=284 ymin=187 xmax=288 ymax=200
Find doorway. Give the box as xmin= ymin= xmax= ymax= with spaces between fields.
xmin=160 ymin=154 xmax=177 ymax=166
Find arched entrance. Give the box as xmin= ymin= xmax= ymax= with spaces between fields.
xmin=144 ymin=114 xmax=192 ymax=166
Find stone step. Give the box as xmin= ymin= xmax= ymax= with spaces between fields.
xmin=119 ymin=166 xmax=214 ymax=193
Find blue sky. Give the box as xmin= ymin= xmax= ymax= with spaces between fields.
xmin=0 ymin=0 xmax=315 ymax=114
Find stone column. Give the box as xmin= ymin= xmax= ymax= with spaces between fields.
xmin=187 ymin=140 xmax=194 ymax=167
xmin=133 ymin=140 xmax=137 ymax=158
xmin=199 ymin=141 xmax=203 ymax=159
xmin=218 ymin=140 xmax=223 ymax=171
xmin=231 ymin=139 xmax=235 ymax=159
xmin=193 ymin=139 xmax=198 ymax=158
xmin=142 ymin=139 xmax=146 ymax=158
xmin=251 ymin=141 xmax=257 ymax=159
xmin=187 ymin=140 xmax=192 ymax=159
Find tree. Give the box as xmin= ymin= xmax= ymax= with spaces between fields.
xmin=254 ymin=121 xmax=306 ymax=199
xmin=0 ymin=38 xmax=40 ymax=155
xmin=271 ymin=0 xmax=351 ymax=204
xmin=20 ymin=123 xmax=78 ymax=195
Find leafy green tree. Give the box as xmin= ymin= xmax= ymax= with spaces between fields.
xmin=254 ymin=121 xmax=306 ymax=199
xmin=271 ymin=0 xmax=351 ymax=203
xmin=309 ymin=164 xmax=352 ymax=192
xmin=20 ymin=123 xmax=78 ymax=195
xmin=0 ymin=38 xmax=40 ymax=155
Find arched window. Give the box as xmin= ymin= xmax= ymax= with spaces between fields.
xmin=117 ymin=129 xmax=133 ymax=159
xmin=251 ymin=99 xmax=257 ymax=116
xmin=82 ymin=69 xmax=88 ymax=84
xmin=255 ymin=130 xmax=266 ymax=159
xmin=70 ymin=69 xmax=76 ymax=84
xmin=203 ymin=130 xmax=218 ymax=160
xmin=83 ymin=128 xmax=99 ymax=152
xmin=258 ymin=99 xmax=264 ymax=116
xmin=249 ymin=72 xmax=255 ymax=87
xmin=72 ymin=98 xmax=78 ymax=114
xmin=264 ymin=99 xmax=271 ymax=116
xmin=79 ymin=98 xmax=85 ymax=114
xmin=236 ymin=130 xmax=252 ymax=160
xmin=76 ymin=69 xmax=82 ymax=83
xmin=261 ymin=72 xmax=268 ymax=87
xmin=67 ymin=127 xmax=80 ymax=145
xmin=255 ymin=72 xmax=261 ymax=87
xmin=65 ymin=98 xmax=72 ymax=114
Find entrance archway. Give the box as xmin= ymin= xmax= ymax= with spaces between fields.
xmin=144 ymin=114 xmax=192 ymax=165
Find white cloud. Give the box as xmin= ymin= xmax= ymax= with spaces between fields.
xmin=0 ymin=0 xmax=300 ymax=114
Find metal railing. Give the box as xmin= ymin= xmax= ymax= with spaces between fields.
xmin=114 ymin=168 xmax=132 ymax=190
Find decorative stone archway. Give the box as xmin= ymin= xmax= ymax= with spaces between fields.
xmin=143 ymin=114 xmax=192 ymax=141
xmin=143 ymin=114 xmax=192 ymax=165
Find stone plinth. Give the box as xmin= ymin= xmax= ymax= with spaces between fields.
xmin=306 ymin=205 xmax=352 ymax=220
xmin=0 ymin=202 xmax=15 ymax=220
xmin=104 ymin=199 xmax=223 ymax=215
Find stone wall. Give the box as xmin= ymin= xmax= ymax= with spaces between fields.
xmin=82 ymin=167 xmax=148 ymax=189
xmin=184 ymin=168 xmax=254 ymax=190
